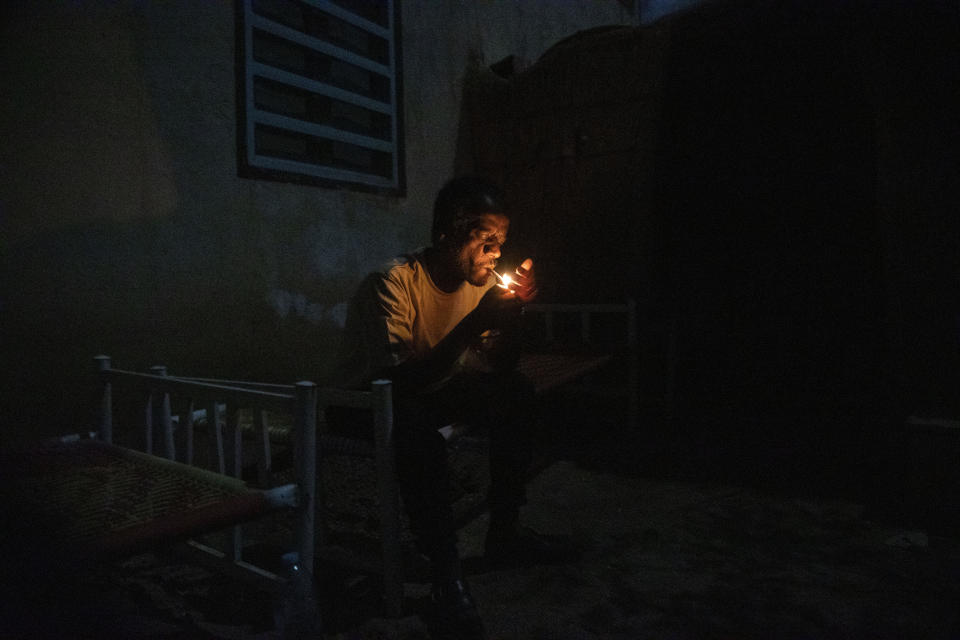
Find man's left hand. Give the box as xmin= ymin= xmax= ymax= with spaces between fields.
xmin=508 ymin=258 xmax=538 ymax=303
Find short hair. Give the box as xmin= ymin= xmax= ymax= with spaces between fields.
xmin=431 ymin=175 xmax=507 ymax=245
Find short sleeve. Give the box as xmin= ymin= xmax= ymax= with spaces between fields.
xmin=371 ymin=272 xmax=416 ymax=368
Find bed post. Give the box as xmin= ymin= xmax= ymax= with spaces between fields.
xmin=226 ymin=399 xmax=243 ymax=562
xmin=95 ymin=355 xmax=113 ymax=445
xmin=210 ymin=399 xmax=226 ymax=474
xmin=372 ymin=379 xmax=402 ymax=618
xmin=664 ymin=317 xmax=677 ymax=425
xmin=294 ymin=381 xmax=317 ymax=580
xmin=626 ymin=298 xmax=639 ymax=431
xmin=256 ymin=409 xmax=272 ymax=487
xmin=150 ymin=365 xmax=176 ymax=460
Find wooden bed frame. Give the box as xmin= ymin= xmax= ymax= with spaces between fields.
xmin=1 ymin=300 xmax=642 ymax=630
xmin=0 ymin=358 xmax=395 ymax=636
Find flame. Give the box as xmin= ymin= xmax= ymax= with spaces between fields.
xmin=492 ymin=269 xmax=512 ymax=289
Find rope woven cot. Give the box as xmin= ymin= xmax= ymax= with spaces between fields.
xmin=1 ymin=439 xmax=271 ymax=559
xmin=221 ymin=408 xmax=376 ymax=456
xmin=516 ymin=352 xmax=613 ymax=394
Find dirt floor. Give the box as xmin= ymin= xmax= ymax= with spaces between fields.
xmin=12 ymin=457 xmax=960 ymax=638
xmin=6 ymin=401 xmax=960 ymax=639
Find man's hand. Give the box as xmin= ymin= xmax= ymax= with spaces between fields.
xmin=508 ymin=258 xmax=538 ymax=303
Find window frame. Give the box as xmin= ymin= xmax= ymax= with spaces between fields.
xmin=235 ymin=0 xmax=405 ymax=195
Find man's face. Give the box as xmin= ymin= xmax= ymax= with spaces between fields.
xmin=454 ymin=213 xmax=510 ymax=286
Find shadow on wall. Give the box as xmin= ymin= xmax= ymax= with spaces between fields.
xmin=0 ymin=4 xmax=180 ymax=240
xmin=0 ymin=214 xmax=347 ymax=447
xmin=0 ymin=3 xmax=371 ymax=445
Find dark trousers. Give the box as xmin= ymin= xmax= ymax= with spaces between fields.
xmin=328 ymin=370 xmax=535 ymax=568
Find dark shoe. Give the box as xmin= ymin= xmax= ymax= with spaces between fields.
xmin=484 ymin=525 xmax=580 ymax=568
xmin=429 ymin=579 xmax=487 ymax=640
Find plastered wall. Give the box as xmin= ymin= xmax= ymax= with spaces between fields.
xmin=0 ymin=1 xmax=638 ymax=441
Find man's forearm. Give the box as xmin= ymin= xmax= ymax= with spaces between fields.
xmin=377 ymin=309 xmax=488 ymax=393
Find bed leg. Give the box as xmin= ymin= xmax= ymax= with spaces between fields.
xmin=283 ymin=381 xmax=320 ymax=636
xmin=151 ymin=365 xmax=176 ymax=460
xmin=372 ymin=379 xmax=402 ymax=618
xmin=95 ymin=355 xmax=113 ymax=445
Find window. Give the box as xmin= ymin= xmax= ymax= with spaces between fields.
xmin=237 ymin=0 xmax=404 ymax=194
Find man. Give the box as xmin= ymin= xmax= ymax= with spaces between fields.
xmin=334 ymin=175 xmax=567 ymax=637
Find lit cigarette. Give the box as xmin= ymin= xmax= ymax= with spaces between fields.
xmin=492 ymin=270 xmax=512 ymax=289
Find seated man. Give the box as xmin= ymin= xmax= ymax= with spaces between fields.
xmin=333 ymin=175 xmax=568 ymax=637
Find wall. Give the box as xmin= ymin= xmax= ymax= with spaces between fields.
xmin=460 ymin=1 xmax=960 ymax=446
xmin=0 ymin=1 xmax=641 ymax=443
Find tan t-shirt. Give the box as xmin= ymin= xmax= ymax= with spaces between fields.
xmin=337 ymin=250 xmax=494 ymax=390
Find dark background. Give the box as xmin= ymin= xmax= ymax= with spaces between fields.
xmin=458 ymin=0 xmax=959 ymax=527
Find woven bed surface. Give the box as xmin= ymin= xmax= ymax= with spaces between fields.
xmin=517 ymin=351 xmax=613 ymax=393
xmin=1 ymin=439 xmax=263 ymax=556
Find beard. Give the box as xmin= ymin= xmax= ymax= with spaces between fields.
xmin=459 ymin=254 xmax=493 ymax=287
xmin=465 ymin=262 xmax=491 ymax=286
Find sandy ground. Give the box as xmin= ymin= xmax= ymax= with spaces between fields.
xmin=5 ymin=392 xmax=960 ymax=639
xmin=15 ymin=452 xmax=958 ymax=640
